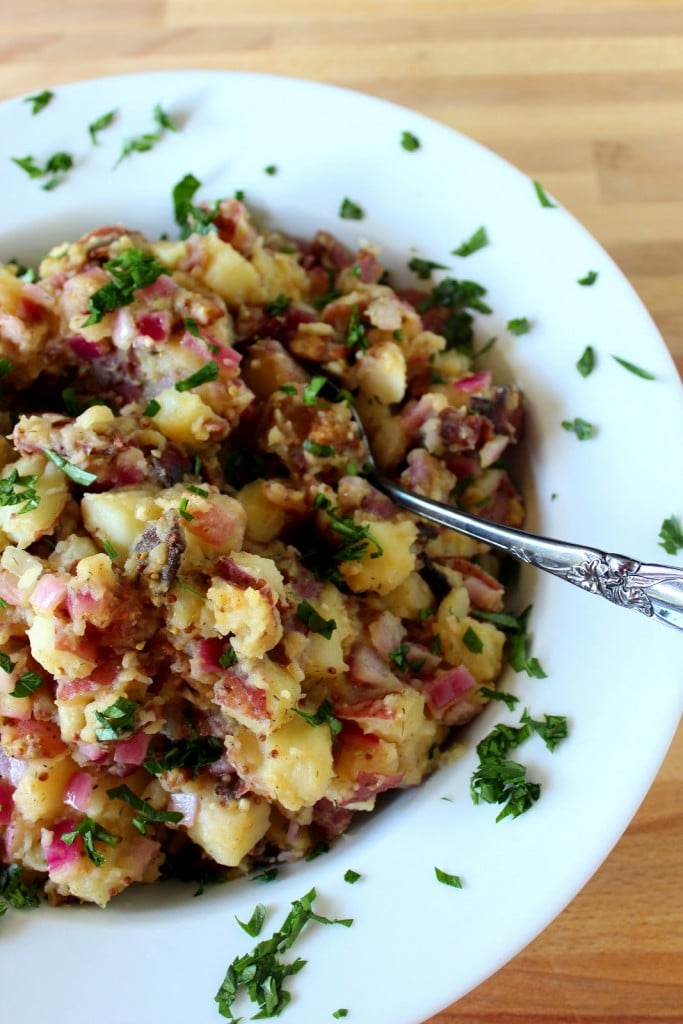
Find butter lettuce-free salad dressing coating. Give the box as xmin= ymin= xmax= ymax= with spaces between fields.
xmin=0 ymin=200 xmax=524 ymax=907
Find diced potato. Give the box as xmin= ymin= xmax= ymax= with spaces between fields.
xmin=380 ymin=570 xmax=435 ymax=619
xmin=425 ymin=530 xmax=489 ymax=561
xmin=185 ymin=791 xmax=270 ymax=867
xmin=250 ymin=242 xmax=310 ymax=304
xmin=341 ymin=517 xmax=417 ymax=595
xmin=81 ymin=487 xmax=160 ymax=556
xmin=238 ymin=480 xmax=287 ymax=544
xmin=355 ymin=394 xmax=408 ymax=472
xmin=200 ymin=234 xmax=264 ymax=306
xmin=298 ymin=582 xmax=355 ymax=680
xmin=149 ymin=238 xmax=187 ymax=270
xmin=228 ymin=717 xmax=334 ymax=813
xmin=439 ymin=612 xmax=505 ymax=685
xmin=218 ymin=656 xmax=303 ymax=732
xmin=207 ymin=579 xmax=283 ymax=659
xmin=150 ymin=387 xmax=222 ymax=446
xmin=356 ymin=341 xmax=407 ymax=404
xmin=0 ymin=455 xmax=69 ymax=549
xmin=27 ymin=615 xmax=98 ymax=680
xmin=0 ymin=546 xmax=43 ymax=600
xmin=13 ymin=756 xmax=76 ymax=823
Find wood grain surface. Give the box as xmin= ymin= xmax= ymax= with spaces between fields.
xmin=0 ymin=3 xmax=681 ymax=1022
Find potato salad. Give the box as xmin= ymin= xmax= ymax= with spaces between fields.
xmin=0 ymin=197 xmax=525 ymax=907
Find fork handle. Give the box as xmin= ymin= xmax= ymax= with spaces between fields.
xmin=373 ymin=473 xmax=683 ymax=633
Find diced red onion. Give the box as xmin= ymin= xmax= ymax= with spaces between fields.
xmin=423 ymin=665 xmax=476 ymax=711
xmin=64 ymin=771 xmax=94 ymax=811
xmin=167 ymin=791 xmax=199 ymax=827
xmin=0 ymin=780 xmax=15 ymax=826
xmin=114 ymin=732 xmax=151 ymax=766
xmin=30 ymin=573 xmax=68 ymax=613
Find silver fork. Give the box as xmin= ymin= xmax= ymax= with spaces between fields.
xmin=348 ymin=405 xmax=683 ymax=633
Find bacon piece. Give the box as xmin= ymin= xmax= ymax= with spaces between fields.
xmin=422 ymin=665 xmax=476 ymax=714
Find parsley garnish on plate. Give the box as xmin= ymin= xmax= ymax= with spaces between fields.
xmin=172 ymin=173 xmax=219 ymax=238
xmin=214 ymin=887 xmax=352 ymax=1021
xmin=478 ymin=686 xmax=519 ymax=711
xmin=611 ymin=355 xmax=656 ymax=380
xmin=23 ymin=89 xmax=54 ymax=115
xmin=115 ymin=103 xmax=178 ymax=167
xmin=11 ymin=151 xmax=73 ymax=190
xmin=88 ymin=109 xmax=117 ymax=145
xmin=561 ymin=416 xmax=595 ymax=441
xmin=408 ymin=256 xmax=449 ymax=280
xmin=236 ymin=903 xmax=267 ymax=938
xmin=452 ymin=226 xmax=489 ymax=257
xmin=434 ymin=867 xmax=463 ymax=889
xmin=339 ymin=197 xmax=363 ymax=220
xmin=658 ymin=515 xmax=683 ymax=555
xmin=400 ymin=130 xmax=420 ymax=151
xmin=532 ymin=179 xmax=556 ymax=208
xmin=576 ymin=345 xmax=595 ymax=377
xmin=578 ymin=270 xmax=598 ymax=286
xmin=507 ymin=317 xmax=531 ymax=336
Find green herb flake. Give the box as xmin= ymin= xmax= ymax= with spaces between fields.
xmin=658 ymin=515 xmax=683 ymax=555
xmin=302 ymin=439 xmax=336 ymax=459
xmin=434 ymin=867 xmax=463 ymax=889
xmin=102 ymin=539 xmax=118 ymax=561
xmin=24 ymin=90 xmax=54 ymax=115
xmin=106 ymin=783 xmax=183 ymax=834
xmin=0 ymin=652 xmax=15 ymax=674
xmin=61 ymin=818 xmax=119 ymax=866
xmin=42 ymin=448 xmax=97 ymax=486
xmin=520 ymin=709 xmax=569 ymax=753
xmin=0 ymin=358 xmax=15 ymax=378
xmin=264 ymin=164 xmax=278 ymax=175
xmin=576 ymin=345 xmax=595 ymax=378
xmin=474 ymin=605 xmax=547 ymax=679
xmin=401 ymin=131 xmax=420 ymax=152
xmin=333 ymin=1010 xmax=349 ymax=1019
xmin=346 ymin=305 xmax=368 ymax=351
xmin=343 ymin=869 xmax=361 ymax=884
xmin=339 ymin=197 xmax=363 ymax=220
xmin=265 ymin=293 xmax=291 ymax=317
xmin=506 ymin=317 xmax=531 ymax=336
xmin=83 ymin=247 xmax=166 ymax=326
xmin=236 ymin=903 xmax=267 ymax=938
xmin=452 ymin=226 xmax=489 ymax=257
xmin=214 ymin=887 xmax=352 ymax=1022
xmin=218 ymin=643 xmax=237 ymax=669
xmin=561 ymin=417 xmax=595 ymax=441
xmin=462 ymin=626 xmax=484 ymax=654
xmin=578 ymin=270 xmax=598 ymax=286
xmin=94 ymin=696 xmax=138 ymax=741
xmin=295 ymin=698 xmax=342 ymax=741
xmin=143 ymin=398 xmax=161 ymax=418
xmin=115 ymin=104 xmax=177 ymax=167
xmin=408 ymin=256 xmax=449 ymax=280
xmin=172 ymin=173 xmax=219 ymax=239
xmin=11 ymin=151 xmax=73 ymax=189
xmin=144 ymin=735 xmax=222 ymax=777
xmin=388 ymin=643 xmax=425 ymax=674
xmin=478 ymin=686 xmax=519 ymax=711
xmin=295 ymin=601 xmax=337 ymax=640
xmin=0 ymin=468 xmax=40 ymax=515
xmin=88 ymin=109 xmax=117 ymax=145
xmin=533 ymin=179 xmax=556 ymax=208
xmin=611 ymin=355 xmax=656 ymax=380
xmin=0 ymin=864 xmax=41 ymax=915
xmin=174 ymin=360 xmax=219 ymax=392
xmin=302 ymin=375 xmax=328 ymax=406
xmin=9 ymin=671 xmax=43 ymax=698
xmin=470 ymin=758 xmax=541 ymax=821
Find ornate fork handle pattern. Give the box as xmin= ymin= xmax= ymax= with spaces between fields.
xmin=372 ymin=472 xmax=683 ymax=633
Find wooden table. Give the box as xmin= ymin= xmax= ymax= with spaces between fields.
xmin=1 ymin=2 xmax=681 ymax=1021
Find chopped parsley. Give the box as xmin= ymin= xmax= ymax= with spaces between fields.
xmin=333 ymin=1010 xmax=349 ymax=1019
xmin=214 ymin=887 xmax=352 ymax=1021
xmin=115 ymin=103 xmax=178 ymax=167
xmin=658 ymin=515 xmax=683 ymax=555
xmin=9 ymin=672 xmax=43 ymax=698
xmin=0 ymin=468 xmax=40 ymax=515
xmin=106 ymin=784 xmax=183 ymax=834
xmin=103 ymin=540 xmax=118 ymax=560
xmin=236 ymin=903 xmax=267 ymax=937
xmin=478 ymin=686 xmax=519 ymax=711
xmin=313 ymin=494 xmax=383 ymax=563
xmin=11 ymin=151 xmax=73 ymax=190
xmin=143 ymin=398 xmax=161 ymax=417
xmin=178 ymin=497 xmax=193 ymax=522
xmin=0 ymin=864 xmax=41 ymax=916
xmin=519 ymin=708 xmax=569 ymax=752
xmin=470 ymin=758 xmax=541 ymax=821
xmin=419 ymin=277 xmax=491 ymax=316
xmin=265 ymin=293 xmax=291 ymax=317
xmin=400 ymin=130 xmax=420 ymax=151
xmin=346 ymin=306 xmax=368 ymax=351
xmin=576 ymin=345 xmax=595 ymax=378
xmin=339 ymin=197 xmax=363 ymax=220
xmin=611 ymin=355 xmax=656 ymax=380
xmin=219 ymin=643 xmax=237 ymax=668
xmin=23 ymin=89 xmax=54 ymax=115
xmin=264 ymin=164 xmax=278 ymax=176
xmin=302 ymin=439 xmax=336 ymax=459
xmin=388 ymin=643 xmax=425 ymax=673
xmin=88 ymin=109 xmax=117 ymax=145
xmin=578 ymin=270 xmax=598 ymax=286
xmin=144 ymin=735 xmax=223 ymax=777
xmin=434 ymin=867 xmax=463 ymax=889
xmin=94 ymin=696 xmax=138 ymax=741
xmin=408 ymin=256 xmax=449 ymax=280
xmin=452 ymin=226 xmax=489 ymax=257
xmin=83 ymin=247 xmax=166 ymax=326
xmin=174 ymin=360 xmax=219 ymax=391
xmin=302 ymin=376 xmax=328 ymax=406
xmin=561 ymin=417 xmax=595 ymax=441
xmin=61 ymin=818 xmax=119 ymax=866
xmin=42 ymin=448 xmax=97 ymax=486
xmin=343 ymin=869 xmax=361 ymax=884
xmin=506 ymin=317 xmax=531 ymax=336
xmin=0 ymin=357 xmax=14 ymax=377
xmin=296 ymin=601 xmax=337 ymax=639
xmin=532 ymin=179 xmax=556 ymax=208
xmin=462 ymin=626 xmax=483 ymax=653
xmin=0 ymin=653 xmax=14 ymax=674
xmin=172 ymin=173 xmax=218 ymax=238
xmin=295 ymin=699 xmax=342 ymax=740
xmin=473 ymin=605 xmax=547 ymax=678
